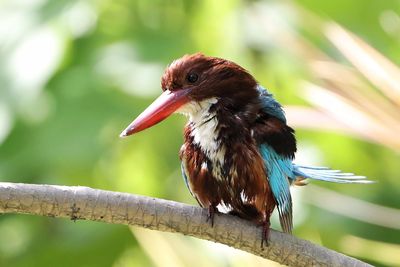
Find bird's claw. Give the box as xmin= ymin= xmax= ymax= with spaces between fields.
xmin=206 ymin=205 xmax=217 ymax=227
xmin=261 ymin=220 xmax=271 ymax=248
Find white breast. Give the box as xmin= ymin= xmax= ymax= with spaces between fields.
xmin=176 ymin=98 xmax=226 ymax=180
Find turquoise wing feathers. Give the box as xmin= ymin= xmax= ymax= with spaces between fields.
xmin=257 ymin=86 xmax=295 ymax=233
xmin=259 ymin=144 xmax=294 ymax=233
xmin=257 ymin=85 xmax=287 ymax=123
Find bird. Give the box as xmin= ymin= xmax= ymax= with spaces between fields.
xmin=120 ymin=53 xmax=372 ymax=245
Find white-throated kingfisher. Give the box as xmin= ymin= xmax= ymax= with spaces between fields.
xmin=120 ymin=53 xmax=371 ymax=245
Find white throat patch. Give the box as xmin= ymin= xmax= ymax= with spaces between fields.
xmin=176 ymin=98 xmax=226 ymax=180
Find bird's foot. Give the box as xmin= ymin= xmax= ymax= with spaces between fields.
xmin=206 ymin=205 xmax=218 ymax=227
xmin=261 ymin=220 xmax=271 ymax=248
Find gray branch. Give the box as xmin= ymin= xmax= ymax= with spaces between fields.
xmin=0 ymin=182 xmax=370 ymax=267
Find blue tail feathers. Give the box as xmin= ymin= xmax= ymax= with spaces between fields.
xmin=293 ymin=165 xmax=374 ymax=184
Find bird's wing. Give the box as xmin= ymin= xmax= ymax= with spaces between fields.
xmin=259 ymin=144 xmax=294 ymax=233
xmin=255 ymin=85 xmax=297 ymax=233
xmin=180 ymin=161 xmax=203 ymax=206
xmin=257 ymin=85 xmax=287 ymax=123
xmin=255 ymin=86 xmax=297 ymax=159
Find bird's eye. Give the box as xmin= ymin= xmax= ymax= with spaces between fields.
xmin=186 ymin=73 xmax=198 ymax=83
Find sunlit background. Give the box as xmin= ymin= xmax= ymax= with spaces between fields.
xmin=0 ymin=0 xmax=400 ymax=266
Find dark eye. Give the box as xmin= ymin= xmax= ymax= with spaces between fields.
xmin=186 ymin=73 xmax=198 ymax=83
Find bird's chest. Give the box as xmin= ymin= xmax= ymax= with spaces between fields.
xmin=180 ymin=136 xmax=233 ymax=208
xmin=181 ymin=117 xmax=251 ymax=189
xmin=187 ymin=117 xmax=227 ymax=181
xmin=179 ymin=108 xmax=269 ymax=208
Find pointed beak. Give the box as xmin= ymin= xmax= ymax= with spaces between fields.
xmin=120 ymin=89 xmax=190 ymax=137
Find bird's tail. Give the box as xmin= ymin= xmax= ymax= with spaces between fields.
xmin=293 ymin=165 xmax=374 ymax=184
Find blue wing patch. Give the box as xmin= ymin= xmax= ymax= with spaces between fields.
xmin=257 ymin=85 xmax=287 ymax=123
xmin=259 ymin=144 xmax=294 ymax=233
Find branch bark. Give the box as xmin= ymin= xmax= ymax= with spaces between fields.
xmin=0 ymin=182 xmax=370 ymax=267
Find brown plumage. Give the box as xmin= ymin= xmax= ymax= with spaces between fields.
xmin=180 ymin=121 xmax=274 ymax=223
xmin=163 ymin=53 xmax=286 ymax=239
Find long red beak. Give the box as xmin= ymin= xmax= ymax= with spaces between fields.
xmin=120 ymin=89 xmax=190 ymax=137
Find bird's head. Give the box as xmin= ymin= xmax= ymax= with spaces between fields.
xmin=120 ymin=53 xmax=259 ymax=137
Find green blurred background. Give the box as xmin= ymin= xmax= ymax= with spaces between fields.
xmin=1 ymin=0 xmax=400 ymax=266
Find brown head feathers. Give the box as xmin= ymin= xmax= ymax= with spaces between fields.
xmin=161 ymin=53 xmax=259 ymax=109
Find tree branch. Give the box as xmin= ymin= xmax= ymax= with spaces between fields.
xmin=0 ymin=182 xmax=370 ymax=267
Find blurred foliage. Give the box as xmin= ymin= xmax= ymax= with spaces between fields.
xmin=0 ymin=0 xmax=399 ymax=266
